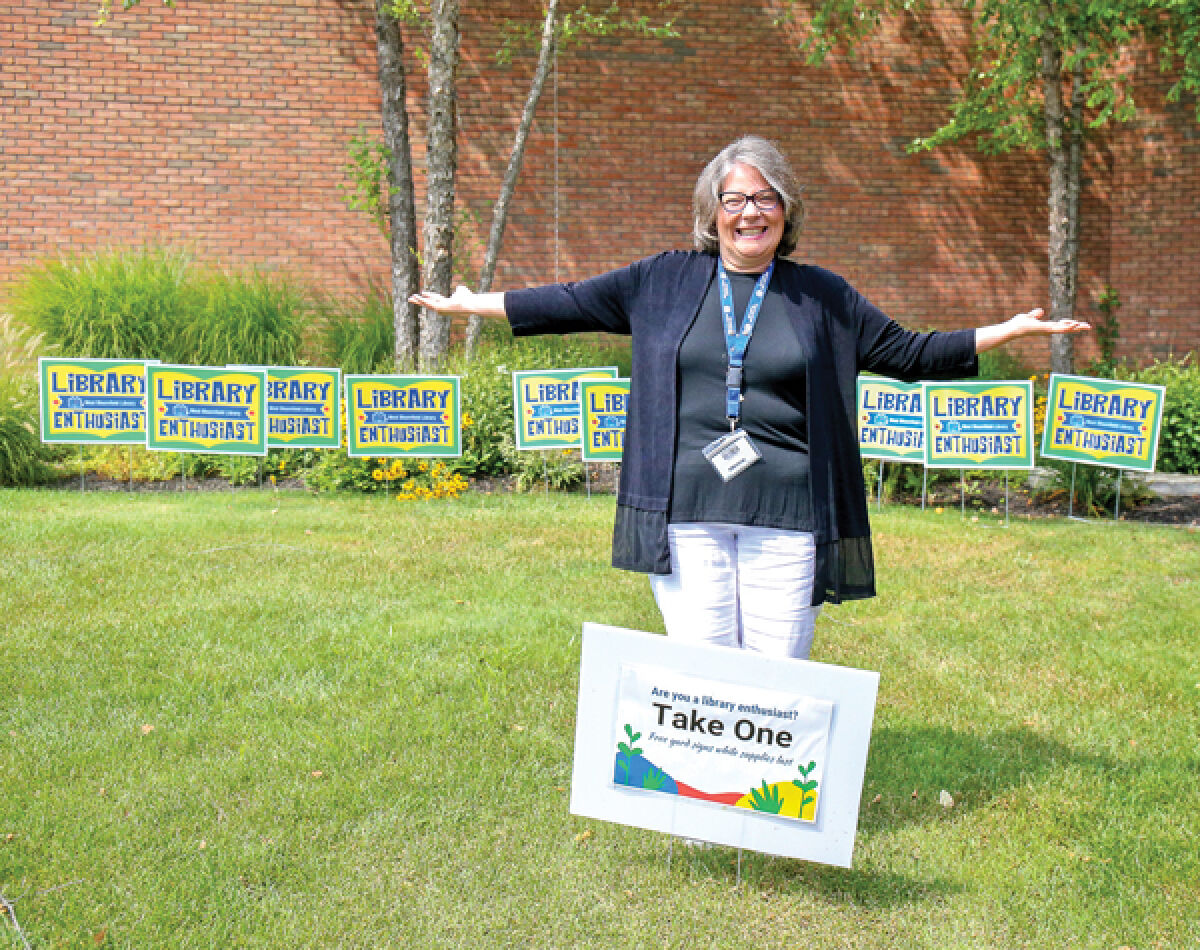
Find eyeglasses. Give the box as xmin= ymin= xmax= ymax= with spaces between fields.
xmin=718 ymin=189 xmax=781 ymax=213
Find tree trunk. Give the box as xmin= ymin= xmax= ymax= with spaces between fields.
xmin=464 ymin=0 xmax=560 ymax=357
xmin=374 ymin=2 xmax=420 ymax=371
xmin=1066 ymin=59 xmax=1085 ymax=363
xmin=1042 ymin=23 xmax=1074 ymax=374
xmin=418 ymin=0 xmax=461 ymax=371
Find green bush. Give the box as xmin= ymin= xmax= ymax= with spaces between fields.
xmin=79 ymin=445 xmax=314 ymax=487
xmin=1121 ymin=354 xmax=1200 ymax=475
xmin=180 ymin=269 xmax=305 ymax=367
xmin=6 ymin=246 xmax=306 ymax=366
xmin=7 ymin=246 xmax=193 ymax=361
xmin=320 ymin=289 xmax=396 ymax=374
xmin=449 ymin=332 xmax=630 ymax=490
xmin=0 ymin=314 xmax=60 ymax=486
xmin=976 ymin=345 xmax=1031 ymax=382
xmin=303 ymin=448 xmax=382 ymax=493
xmin=0 ymin=377 xmax=56 ymax=486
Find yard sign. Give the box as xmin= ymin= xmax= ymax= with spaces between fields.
xmin=579 ymin=378 xmax=630 ymax=462
xmin=146 ymin=364 xmax=267 ymax=456
xmin=1040 ymin=373 xmax=1165 ymax=472
xmin=923 ymin=380 xmax=1034 ymax=470
xmin=345 ymin=374 xmax=461 ymax=458
xmin=265 ymin=367 xmax=342 ymax=449
xmin=855 ymin=375 xmax=925 ymax=462
xmin=39 ymin=357 xmax=148 ymax=445
xmin=512 ymin=367 xmax=618 ymax=451
xmin=571 ymin=624 xmax=879 ymax=867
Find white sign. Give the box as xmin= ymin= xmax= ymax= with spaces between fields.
xmin=570 ymin=624 xmax=880 ymax=867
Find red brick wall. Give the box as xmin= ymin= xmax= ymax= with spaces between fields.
xmin=1106 ymin=54 xmax=1200 ymax=364
xmin=2 ymin=0 xmax=1196 ymax=367
xmin=1 ymin=1 xmax=385 ymax=292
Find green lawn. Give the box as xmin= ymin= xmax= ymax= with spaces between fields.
xmin=1 ymin=490 xmax=1197 ymax=948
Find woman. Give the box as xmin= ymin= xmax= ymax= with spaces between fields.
xmin=410 ymin=135 xmax=1089 ymax=660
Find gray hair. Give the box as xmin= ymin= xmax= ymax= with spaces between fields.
xmin=692 ymin=135 xmax=804 ymax=258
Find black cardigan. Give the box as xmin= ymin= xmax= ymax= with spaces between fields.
xmin=505 ymin=250 xmax=979 ymax=605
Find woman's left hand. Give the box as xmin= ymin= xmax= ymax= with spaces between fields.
xmin=976 ymin=308 xmax=1091 ymax=353
xmin=1007 ymin=308 xmax=1091 ymax=337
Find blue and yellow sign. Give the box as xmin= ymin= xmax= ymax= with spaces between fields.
xmin=579 ymin=378 xmax=630 ymax=462
xmin=1040 ymin=374 xmax=1164 ymax=472
xmin=39 ymin=357 xmax=148 ymax=445
xmin=855 ymin=376 xmax=925 ymax=462
xmin=345 ymin=374 xmax=461 ymax=458
xmin=266 ymin=367 xmax=341 ymax=449
xmin=146 ymin=364 xmax=267 ymax=455
xmin=513 ymin=367 xmax=618 ymax=451
xmin=923 ymin=380 xmax=1033 ymax=470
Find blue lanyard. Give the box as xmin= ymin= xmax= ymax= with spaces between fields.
xmin=718 ymin=259 xmax=774 ymax=427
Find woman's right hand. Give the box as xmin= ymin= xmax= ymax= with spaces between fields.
xmin=408 ymin=286 xmax=507 ymax=317
xmin=408 ymin=285 xmax=474 ymax=314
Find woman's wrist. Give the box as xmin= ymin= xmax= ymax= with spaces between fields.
xmin=974 ymin=319 xmax=1016 ymax=354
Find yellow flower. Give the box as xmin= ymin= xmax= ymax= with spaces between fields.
xmin=371 ymin=470 xmax=384 ymax=481
xmin=461 ymin=412 xmax=474 ymax=428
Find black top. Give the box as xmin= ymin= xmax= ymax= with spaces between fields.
xmin=669 ymin=270 xmax=814 ymax=530
xmin=504 ymin=251 xmax=981 ymax=605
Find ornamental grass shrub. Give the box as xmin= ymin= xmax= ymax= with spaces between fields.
xmin=320 ymin=288 xmax=396 ymax=374
xmin=6 ymin=245 xmax=307 ymax=366
xmin=7 ymin=246 xmax=192 ymax=361
xmin=0 ymin=314 xmax=60 ymax=485
xmin=178 ymin=269 xmax=306 ymax=367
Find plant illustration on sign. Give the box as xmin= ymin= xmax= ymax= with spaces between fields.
xmin=642 ymin=766 xmax=668 ymax=791
xmin=794 ymin=760 xmax=819 ymax=816
xmin=748 ymin=780 xmax=785 ymax=814
xmin=615 ymin=723 xmax=642 ymax=784
xmin=734 ymin=760 xmax=821 ymax=821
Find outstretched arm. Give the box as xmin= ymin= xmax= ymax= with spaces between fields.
xmin=408 ymin=286 xmax=507 ymax=318
xmin=975 ymin=308 xmax=1090 ymax=353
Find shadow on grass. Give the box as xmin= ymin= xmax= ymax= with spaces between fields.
xmin=655 ymin=838 xmax=959 ymax=909
xmin=860 ymin=723 xmax=1115 ymax=823
xmin=647 ymin=723 xmax=1129 ymax=908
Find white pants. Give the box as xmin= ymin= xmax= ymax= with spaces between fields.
xmin=649 ymin=523 xmax=821 ymax=659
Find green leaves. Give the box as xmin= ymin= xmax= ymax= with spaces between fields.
xmin=617 ymin=723 xmax=643 ymax=758
xmin=95 ymin=0 xmax=173 ymax=27
xmin=793 ymin=760 xmax=819 ymax=813
xmin=497 ymin=2 xmax=678 ymax=65
xmin=748 ymin=780 xmax=784 ymax=814
xmin=641 ymin=766 xmax=667 ymax=791
xmin=785 ymin=0 xmax=1198 ymax=155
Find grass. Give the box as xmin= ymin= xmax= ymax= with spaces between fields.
xmin=1 ymin=490 xmax=1198 ymax=948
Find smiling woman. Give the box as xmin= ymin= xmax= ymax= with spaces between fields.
xmin=408 ymin=135 xmax=1089 ymax=663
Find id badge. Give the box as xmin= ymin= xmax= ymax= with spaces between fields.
xmin=702 ymin=429 xmax=761 ymax=481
